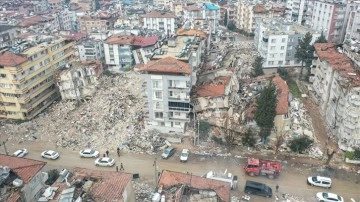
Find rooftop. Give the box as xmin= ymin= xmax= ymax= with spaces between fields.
xmin=158 ymin=170 xmax=230 ymax=202
xmin=0 ymin=51 xmax=28 ymax=67
xmin=0 ymin=25 xmax=16 ymax=32
xmin=204 ymin=3 xmax=219 ymax=11
xmin=0 ymin=154 xmax=46 ymax=184
xmin=152 ymin=36 xmax=199 ymax=61
xmin=193 ymin=76 xmax=231 ymax=98
xmin=260 ymin=18 xmax=317 ymax=35
xmin=176 ymin=28 xmax=207 ymax=40
xmin=105 ymin=35 xmax=158 ymax=47
xmin=314 ymin=43 xmax=360 ymax=86
xmin=143 ymin=11 xmax=177 ymax=18
xmin=272 ymin=75 xmax=289 ymax=115
xmin=140 ymin=57 xmax=191 ymax=74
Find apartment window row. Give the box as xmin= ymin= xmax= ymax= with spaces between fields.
xmin=155 ymin=112 xmax=164 ymax=119
xmin=28 ymin=50 xmax=48 ymax=61
xmin=268 ymin=61 xmax=284 ymax=65
xmin=1 ymin=93 xmax=20 ymax=98
xmin=53 ymin=51 xmax=64 ymax=60
xmin=17 ymin=67 xmax=52 ymax=89
xmin=270 ymin=46 xmax=285 ymax=50
xmin=0 ymin=83 xmax=12 ymax=88
xmin=1 ymin=102 xmax=16 ymax=107
xmin=270 ymin=38 xmax=286 ymax=43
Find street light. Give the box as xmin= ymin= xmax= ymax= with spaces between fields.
xmin=0 ymin=140 xmax=9 ymax=155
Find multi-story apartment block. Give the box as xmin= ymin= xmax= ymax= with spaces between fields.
xmin=254 ymin=18 xmax=319 ymax=69
xmin=0 ymin=37 xmax=75 ymax=120
xmin=344 ymin=1 xmax=360 ymax=42
xmin=78 ymin=12 xmax=117 ymax=34
xmin=54 ymin=9 xmax=74 ymax=31
xmin=153 ymin=0 xmax=172 ymax=8
xmin=285 ymin=0 xmax=309 ymax=24
xmin=48 ymin=0 xmax=63 ymax=9
xmin=104 ymin=35 xmax=158 ymax=72
xmin=307 ymin=0 xmax=346 ymax=43
xmin=0 ymin=25 xmax=17 ymax=48
xmin=142 ymin=11 xmax=177 ymax=35
xmin=171 ymin=2 xmax=184 ymax=17
xmin=140 ymin=57 xmax=192 ymax=134
xmin=57 ymin=60 xmax=103 ymax=100
xmin=310 ymin=43 xmax=360 ymax=149
xmin=236 ymin=2 xmax=284 ymax=33
xmin=76 ymin=38 xmax=104 ymax=61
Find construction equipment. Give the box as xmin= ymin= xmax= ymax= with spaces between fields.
xmin=242 ymin=158 xmax=282 ymax=179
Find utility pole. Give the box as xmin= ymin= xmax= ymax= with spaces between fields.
xmin=153 ymin=158 xmax=158 ymax=185
xmin=1 ymin=141 xmax=9 ymax=155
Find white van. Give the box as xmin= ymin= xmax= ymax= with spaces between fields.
xmin=307 ymin=176 xmax=332 ymax=188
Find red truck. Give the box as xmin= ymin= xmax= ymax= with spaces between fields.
xmin=243 ymin=157 xmax=282 ymax=179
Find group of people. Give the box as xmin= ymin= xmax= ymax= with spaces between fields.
xmin=103 ymin=147 xmax=124 ymax=172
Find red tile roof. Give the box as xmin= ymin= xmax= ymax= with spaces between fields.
xmin=19 ymin=16 xmax=43 ymax=27
xmin=272 ymin=75 xmax=289 ymax=115
xmin=0 ymin=154 xmax=46 ymax=184
xmin=6 ymin=193 xmax=22 ymax=202
xmin=193 ymin=76 xmax=231 ymax=98
xmin=158 ymin=170 xmax=231 ymax=202
xmin=254 ymin=5 xmax=267 ymax=13
xmin=143 ymin=11 xmax=177 ymax=18
xmin=72 ymin=167 xmax=132 ymax=202
xmin=140 ymin=57 xmax=191 ymax=74
xmin=314 ymin=43 xmax=360 ymax=86
xmin=105 ymin=35 xmax=158 ymax=47
xmin=0 ymin=51 xmax=28 ymax=67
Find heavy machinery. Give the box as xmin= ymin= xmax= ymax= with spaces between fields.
xmin=242 ymin=158 xmax=282 ymax=179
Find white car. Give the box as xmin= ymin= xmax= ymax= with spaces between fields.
xmin=79 ymin=149 xmax=99 ymax=158
xmin=12 ymin=148 xmax=28 ymax=158
xmin=41 ymin=150 xmax=60 ymax=160
xmin=308 ymin=176 xmax=332 ymax=188
xmin=316 ymin=192 xmax=344 ymax=202
xmin=95 ymin=157 xmax=115 ymax=167
xmin=180 ymin=149 xmax=189 ymax=162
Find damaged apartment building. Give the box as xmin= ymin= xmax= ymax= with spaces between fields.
xmin=0 ymin=36 xmax=75 ymax=120
xmin=56 ymin=60 xmax=103 ymax=100
xmin=310 ymin=43 xmax=360 ymax=150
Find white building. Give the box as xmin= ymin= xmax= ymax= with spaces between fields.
xmin=254 ymin=18 xmax=319 ymax=69
xmin=310 ymin=43 xmax=360 ymax=150
xmin=76 ymin=38 xmax=104 ymax=61
xmin=140 ymin=57 xmax=192 ymax=134
xmin=55 ymin=9 xmax=74 ymax=31
xmin=307 ymin=0 xmax=346 ymax=43
xmin=285 ymin=0 xmax=308 ymax=24
xmin=344 ymin=1 xmax=360 ymax=42
xmin=142 ymin=11 xmax=177 ymax=35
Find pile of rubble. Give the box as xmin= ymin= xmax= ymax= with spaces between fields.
xmin=1 ymin=72 xmax=164 ymax=153
xmin=133 ymin=180 xmax=153 ymax=202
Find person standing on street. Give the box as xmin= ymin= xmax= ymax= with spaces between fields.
xmin=276 ymin=184 xmax=279 ymax=192
xmin=120 ymin=163 xmax=124 ymax=171
xmin=117 ymin=147 xmax=120 ymax=157
xmin=116 ymin=166 xmax=119 ymax=172
xmin=106 ymin=150 xmax=109 ymax=157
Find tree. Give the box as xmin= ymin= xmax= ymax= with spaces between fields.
xmin=224 ymin=11 xmax=228 ymax=26
xmin=254 ymin=85 xmax=277 ymax=140
xmin=295 ymin=32 xmax=314 ymax=80
xmin=289 ymin=136 xmax=313 ymax=153
xmin=45 ymin=169 xmax=60 ymax=185
xmin=196 ymin=120 xmax=211 ymax=140
xmin=325 ymin=149 xmax=336 ymax=166
xmin=227 ymin=22 xmax=236 ymax=31
xmin=252 ymin=56 xmax=264 ymax=77
xmin=315 ymin=31 xmax=327 ymax=43
xmin=241 ymin=129 xmax=257 ymax=147
xmin=277 ymin=68 xmax=289 ymax=81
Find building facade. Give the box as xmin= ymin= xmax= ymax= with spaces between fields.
xmin=0 ymin=37 xmax=75 ymax=120
xmin=142 ymin=11 xmax=177 ymax=35
xmin=78 ymin=13 xmax=116 ymax=34
xmin=140 ymin=57 xmax=192 ymax=134
xmin=254 ymin=18 xmax=319 ymax=69
xmin=76 ymin=38 xmax=104 ymax=61
xmin=285 ymin=0 xmax=309 ymax=24
xmin=310 ymin=43 xmax=360 ymax=150
xmin=344 ymin=1 xmax=360 ymax=42
xmin=0 ymin=25 xmax=17 ymax=48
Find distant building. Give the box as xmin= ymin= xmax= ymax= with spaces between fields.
xmin=140 ymin=57 xmax=192 ymax=134
xmin=0 ymin=25 xmax=17 ymax=48
xmin=0 ymin=154 xmax=47 ymax=202
xmin=103 ymin=35 xmax=158 ymax=72
xmin=142 ymin=11 xmax=177 ymax=35
xmin=57 ymin=60 xmax=103 ymax=100
xmin=285 ymin=0 xmax=309 ymax=24
xmin=157 ymin=170 xmax=231 ymax=202
xmin=310 ymin=43 xmax=360 ymax=150
xmin=76 ymin=38 xmax=104 ymax=61
xmin=78 ymin=11 xmax=117 ymax=34
xmin=344 ymin=1 xmax=360 ymax=42
xmin=254 ymin=18 xmax=320 ymax=69
xmin=48 ymin=0 xmax=64 ymax=9
xmin=0 ymin=37 xmax=76 ymax=120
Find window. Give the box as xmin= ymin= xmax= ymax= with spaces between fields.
xmin=152 ymin=80 xmax=162 ymax=88
xmin=288 ymin=46 xmax=293 ymax=50
xmin=271 ymin=39 xmax=276 ymax=43
xmin=175 ymin=112 xmax=180 ymax=116
xmin=175 ymin=122 xmax=180 ymax=126
xmin=0 ymin=83 xmax=12 ymax=88
xmin=270 ymin=54 xmax=275 ymax=58
xmin=280 ymin=53 xmax=284 ymax=57
xmin=278 ymin=61 xmax=283 ymax=65
xmin=0 ymin=74 xmax=6 ymax=78
xmin=281 ymin=46 xmax=285 ymax=50
xmin=160 ymin=122 xmax=165 ymax=126
xmin=270 ymin=46 xmax=275 ymax=50
xmin=155 ymin=91 xmax=162 ymax=99
xmin=155 ymin=112 xmax=163 ymax=119
xmin=268 ymin=61 xmax=274 ymax=65
xmin=282 ymin=38 xmax=286 ymax=43
xmin=154 ymin=101 xmax=163 ymax=109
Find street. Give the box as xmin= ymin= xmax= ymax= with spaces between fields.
xmin=2 ymin=140 xmax=360 ymax=202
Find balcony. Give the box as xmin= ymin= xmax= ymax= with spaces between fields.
xmin=20 ymin=86 xmax=56 ymax=112
xmin=9 ymin=67 xmax=23 ymax=74
xmin=12 ymin=77 xmax=26 ymax=84
xmin=15 ymin=87 xmax=29 ymax=94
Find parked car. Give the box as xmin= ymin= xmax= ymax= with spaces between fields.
xmin=12 ymin=148 xmax=28 ymax=158
xmin=41 ymin=150 xmax=60 ymax=160
xmin=161 ymin=147 xmax=175 ymax=159
xmin=244 ymin=180 xmax=272 ymax=198
xmin=316 ymin=192 xmax=343 ymax=202
xmin=95 ymin=157 xmax=115 ymax=167
xmin=308 ymin=176 xmax=332 ymax=188
xmin=180 ymin=149 xmax=189 ymax=162
xmin=79 ymin=149 xmax=99 ymax=158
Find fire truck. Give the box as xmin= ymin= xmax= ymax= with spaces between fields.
xmin=242 ymin=158 xmax=282 ymax=179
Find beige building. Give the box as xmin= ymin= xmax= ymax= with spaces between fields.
xmin=57 ymin=60 xmax=103 ymax=100
xmin=0 ymin=37 xmax=75 ymax=120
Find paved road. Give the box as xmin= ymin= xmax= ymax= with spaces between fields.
xmin=3 ymin=140 xmax=360 ymax=202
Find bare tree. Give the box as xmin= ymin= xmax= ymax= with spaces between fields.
xmin=325 ymin=148 xmax=336 ymax=166
xmin=223 ymin=115 xmax=241 ymax=152
xmin=274 ymin=125 xmax=285 ymax=155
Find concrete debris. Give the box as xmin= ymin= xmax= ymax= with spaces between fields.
xmin=133 ymin=180 xmax=153 ymax=202
xmin=1 ymin=72 xmax=165 ymax=153
xmin=309 ymin=147 xmax=323 ymax=158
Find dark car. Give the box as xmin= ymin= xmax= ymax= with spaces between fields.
xmin=161 ymin=147 xmax=175 ymax=159
xmin=244 ymin=180 xmax=272 ymax=198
